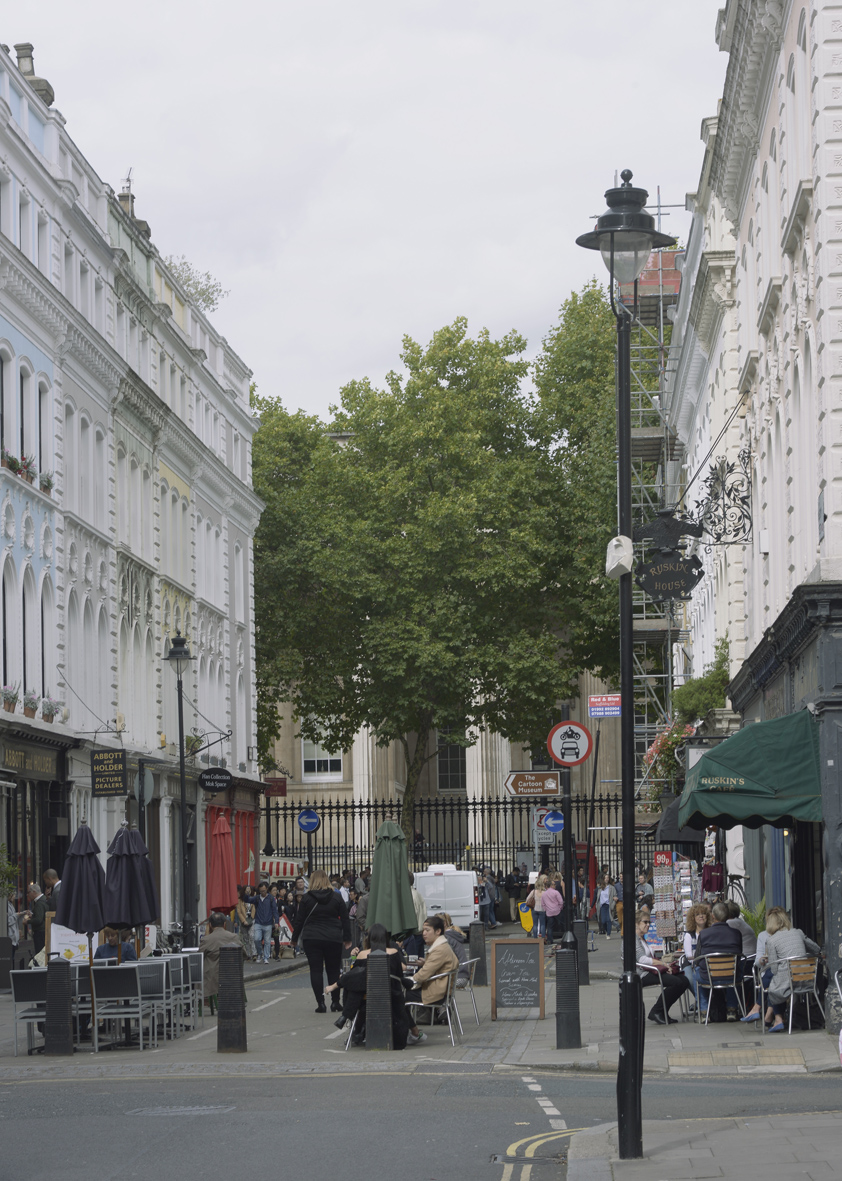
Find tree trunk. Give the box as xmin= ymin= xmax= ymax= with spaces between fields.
xmin=400 ymin=724 xmax=432 ymax=845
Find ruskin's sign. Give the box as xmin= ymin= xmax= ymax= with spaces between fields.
xmin=635 ymin=550 xmax=704 ymax=602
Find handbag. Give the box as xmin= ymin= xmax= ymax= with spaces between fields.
xmin=242 ymin=903 xmax=254 ymax=929
xmin=525 ymin=890 xmax=535 ymax=909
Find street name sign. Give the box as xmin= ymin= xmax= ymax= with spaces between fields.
xmin=503 ymin=771 xmax=561 ymax=798
xmin=547 ymin=721 xmax=594 ymax=767
xmin=588 ymin=693 xmax=621 ymax=718
xmin=297 ymin=808 xmax=321 ymax=833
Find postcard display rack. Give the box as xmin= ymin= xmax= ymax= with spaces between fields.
xmin=650 ymin=851 xmax=699 ymax=950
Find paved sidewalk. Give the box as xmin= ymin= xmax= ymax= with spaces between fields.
xmin=567 ymin=1112 xmax=842 ymax=1180
xmin=0 ymin=932 xmax=838 ymax=1081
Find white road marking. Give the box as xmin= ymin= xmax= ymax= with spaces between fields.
xmin=186 ymin=1026 xmax=217 ymax=1041
xmin=324 ymin=1027 xmax=345 ymax=1039
xmin=540 ymin=1107 xmax=560 ymax=1116
xmin=527 ymin=1083 xmax=542 ymax=1091
xmin=549 ymin=1119 xmax=567 ymax=1129
xmin=250 ymin=994 xmax=289 ymax=1012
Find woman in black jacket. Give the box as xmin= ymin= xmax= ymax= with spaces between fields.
xmin=291 ymin=869 xmax=352 ymax=1012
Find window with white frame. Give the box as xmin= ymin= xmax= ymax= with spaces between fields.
xmin=437 ymin=727 xmax=467 ymax=794
xmin=302 ymin=727 xmax=342 ymax=777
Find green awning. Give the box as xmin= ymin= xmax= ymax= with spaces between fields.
xmin=677 ymin=710 xmax=822 ymax=831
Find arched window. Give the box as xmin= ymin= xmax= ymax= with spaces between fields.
xmin=132 ymin=623 xmax=143 ymax=743
xmin=118 ymin=617 xmax=130 ymax=730
xmin=195 ymin=515 xmax=203 ymax=599
xmin=159 ymin=480 xmax=170 ymax=572
xmin=21 ymin=566 xmax=38 ymax=699
xmin=234 ymin=543 xmax=244 ymax=622
xmin=40 ymin=575 xmax=55 ymax=697
xmin=97 ymin=606 xmax=109 ymax=721
xmin=79 ymin=416 xmax=92 ymax=519
xmin=82 ymin=597 xmax=95 ymax=731
xmin=130 ymin=458 xmax=141 ymax=553
xmin=215 ymin=528 xmax=222 ymax=606
xmin=142 ymin=468 xmax=152 ymax=559
xmin=94 ymin=428 xmax=106 ymax=531
xmin=67 ymin=589 xmax=81 ymax=728
xmin=236 ymin=672 xmax=247 ymax=765
xmin=38 ymin=381 xmax=51 ymax=475
xmin=181 ymin=499 xmax=189 ymax=585
xmin=1 ymin=558 xmax=18 ymax=687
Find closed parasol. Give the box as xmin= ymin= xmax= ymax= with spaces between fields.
xmin=207 ymin=812 xmax=238 ymax=913
xmin=365 ymin=820 xmax=418 ymax=936
xmin=104 ymin=824 xmax=160 ymax=930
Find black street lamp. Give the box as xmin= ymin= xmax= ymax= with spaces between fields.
xmin=165 ymin=629 xmax=196 ymax=949
xmin=577 ymin=170 xmax=675 ymax=1160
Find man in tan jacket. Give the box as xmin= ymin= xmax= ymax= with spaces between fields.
xmin=404 ymin=914 xmax=459 ymax=1044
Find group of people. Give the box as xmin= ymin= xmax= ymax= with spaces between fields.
xmin=6 ymin=870 xmax=62 ymax=954
xmin=636 ymin=897 xmax=821 ymax=1029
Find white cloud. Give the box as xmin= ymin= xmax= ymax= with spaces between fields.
xmin=9 ymin=0 xmax=726 ymax=417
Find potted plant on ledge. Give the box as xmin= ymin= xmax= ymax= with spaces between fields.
xmin=22 ymin=689 xmax=40 ymax=719
xmin=1 ymin=684 xmax=19 ymax=713
xmin=185 ymin=733 xmax=203 ymax=761
xmin=41 ymin=691 xmax=63 ymax=724
xmin=2 ymin=450 xmax=20 ymax=474
xmin=39 ymin=471 xmax=54 ymax=496
xmin=18 ymin=456 xmax=35 ymax=484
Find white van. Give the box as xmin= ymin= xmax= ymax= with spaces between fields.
xmin=413 ymin=864 xmax=479 ymax=931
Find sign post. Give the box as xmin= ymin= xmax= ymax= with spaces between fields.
xmin=297 ymin=808 xmax=320 ymax=873
xmin=503 ymin=771 xmax=561 ymax=798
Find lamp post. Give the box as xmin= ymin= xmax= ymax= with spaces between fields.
xmin=165 ymin=630 xmax=196 ymax=949
xmin=576 ymin=170 xmax=675 ymax=1160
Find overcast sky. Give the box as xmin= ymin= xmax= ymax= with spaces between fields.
xmin=10 ymin=2 xmax=726 ymax=420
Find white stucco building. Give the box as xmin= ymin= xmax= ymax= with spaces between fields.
xmin=0 ymin=42 xmax=263 ymax=932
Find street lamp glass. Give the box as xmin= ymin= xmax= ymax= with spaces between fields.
xmin=599 ymin=233 xmax=655 ymax=285
xmin=165 ymin=630 xmax=194 ymax=678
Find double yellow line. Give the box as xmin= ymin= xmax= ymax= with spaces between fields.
xmin=504 ymin=1126 xmax=585 ymax=1163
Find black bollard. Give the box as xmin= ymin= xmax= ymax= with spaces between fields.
xmin=469 ymin=921 xmax=488 ymax=986
xmin=572 ymin=919 xmax=590 ymax=986
xmin=45 ymin=959 xmax=74 ymax=1056
xmin=365 ymin=950 xmax=393 ymax=1051
xmin=217 ymin=945 xmax=247 ymax=1053
xmin=555 ymin=946 xmax=581 ymax=1050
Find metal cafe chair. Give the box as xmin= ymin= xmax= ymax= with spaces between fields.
xmin=460 ymin=957 xmax=481 ymax=1026
xmin=694 ymin=953 xmax=747 ymax=1024
xmin=406 ymin=969 xmax=463 ymax=1047
xmin=137 ymin=960 xmax=169 ymax=1048
xmin=186 ymin=951 xmax=205 ymax=1028
xmin=90 ymin=964 xmax=153 ymax=1052
xmin=836 ymin=968 xmax=842 ymax=1006
xmin=10 ymin=969 xmax=47 ymax=1056
xmin=782 ymin=956 xmax=825 ymax=1034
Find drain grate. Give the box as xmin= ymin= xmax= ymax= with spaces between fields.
xmin=127 ymin=1106 xmax=236 ymax=1117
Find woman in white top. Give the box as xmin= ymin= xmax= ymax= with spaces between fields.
xmin=527 ymin=875 xmax=549 ymax=940
xmin=597 ymin=876 xmax=616 ymax=938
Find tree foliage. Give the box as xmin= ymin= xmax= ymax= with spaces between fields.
xmin=164 ymin=254 xmax=230 ymax=313
xmin=253 ymin=298 xmax=619 ymax=838
xmin=671 ymin=637 xmax=730 ymax=725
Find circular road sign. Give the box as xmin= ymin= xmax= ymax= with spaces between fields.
xmin=547 ymin=721 xmax=594 ymax=768
xmin=297 ymin=807 xmax=321 ymax=834
xmin=542 ymin=809 xmax=565 ymax=833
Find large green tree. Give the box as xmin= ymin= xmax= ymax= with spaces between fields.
xmin=253 ymin=303 xmax=618 ymax=839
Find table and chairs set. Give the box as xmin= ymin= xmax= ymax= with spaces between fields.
xmin=9 ymin=950 xmax=205 ymax=1056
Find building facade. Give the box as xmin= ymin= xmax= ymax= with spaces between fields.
xmin=666 ymin=1 xmax=842 ymax=1027
xmin=0 ymin=42 xmax=263 ymax=933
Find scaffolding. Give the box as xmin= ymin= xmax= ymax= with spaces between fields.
xmin=617 ymin=214 xmax=684 ymax=801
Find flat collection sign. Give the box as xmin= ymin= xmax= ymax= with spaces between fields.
xmin=91 ymin=748 xmax=127 ymax=797
xmin=588 ymin=693 xmax=621 ymax=718
xmin=491 ymin=938 xmax=545 ymax=1020
xmin=198 ymin=767 xmax=234 ymax=794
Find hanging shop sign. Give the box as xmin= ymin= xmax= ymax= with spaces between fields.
xmin=198 ymin=767 xmax=234 ymax=794
xmin=91 ymin=748 xmax=127 ymax=797
xmin=634 ymin=551 xmax=704 ymax=602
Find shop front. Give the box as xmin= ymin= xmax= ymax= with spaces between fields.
xmin=203 ymin=777 xmax=260 ymax=902
xmin=0 ymin=728 xmax=78 ymax=901
xmin=685 ymin=582 xmax=842 ymax=1032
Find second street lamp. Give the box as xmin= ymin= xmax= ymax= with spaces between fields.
xmin=165 ymin=629 xmax=197 ymax=949
xmin=576 ymin=170 xmax=675 ymax=1161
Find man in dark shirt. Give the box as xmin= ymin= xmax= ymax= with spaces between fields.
xmin=93 ymin=928 xmax=138 ymax=961
xmin=25 ymin=884 xmax=48 ymax=953
xmin=693 ymin=902 xmax=743 ymax=1018
xmin=246 ymin=881 xmax=279 ymax=964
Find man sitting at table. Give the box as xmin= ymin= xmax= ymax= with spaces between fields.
xmin=693 ymin=901 xmax=743 ymax=1019
xmin=403 ymin=914 xmax=459 ymax=1044
xmin=94 ymin=928 xmax=138 ymax=962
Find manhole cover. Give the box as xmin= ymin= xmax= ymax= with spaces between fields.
xmin=127 ymin=1106 xmax=236 ymax=1117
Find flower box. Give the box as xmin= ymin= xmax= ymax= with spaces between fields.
xmin=23 ymin=706 xmax=36 ymax=719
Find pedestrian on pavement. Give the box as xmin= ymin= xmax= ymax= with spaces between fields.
xmin=246 ymin=881 xmax=279 ymax=965
xmin=542 ymin=878 xmax=564 ymax=943
xmin=596 ymin=875 xmax=616 ymax=938
xmin=504 ymin=866 xmax=521 ymax=922
xmin=235 ymin=885 xmax=255 ymax=960
xmin=635 ymin=871 xmax=654 ymax=907
xmin=635 ymin=910 xmax=690 ymax=1024
xmin=43 ymin=869 xmax=61 ymax=912
xmin=292 ymin=868 xmax=352 ymax=1013
xmin=6 ymin=895 xmax=19 ymax=950
xmin=24 ymin=883 xmax=48 ymax=953
xmin=526 ymin=875 xmax=548 ymax=940
xmin=201 ymin=911 xmax=245 ymax=1000
xmin=403 ymin=914 xmax=459 ymax=1044
xmin=614 ymin=875 xmax=624 ymax=936
xmin=354 ymin=867 xmax=371 ymax=895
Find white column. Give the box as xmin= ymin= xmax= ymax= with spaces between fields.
xmin=159 ymin=796 xmax=172 ymax=929
xmin=196 ymin=796 xmax=208 ymax=924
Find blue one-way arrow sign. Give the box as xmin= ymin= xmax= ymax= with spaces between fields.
xmin=542 ymin=810 xmax=565 ymax=833
xmin=297 ymin=808 xmax=321 ymax=833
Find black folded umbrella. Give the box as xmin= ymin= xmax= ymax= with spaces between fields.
xmin=104 ymin=825 xmax=160 ymax=930
xmin=54 ymin=822 xmax=106 ymax=939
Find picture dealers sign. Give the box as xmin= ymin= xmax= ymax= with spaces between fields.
xmin=91 ymin=749 xmax=127 ymax=797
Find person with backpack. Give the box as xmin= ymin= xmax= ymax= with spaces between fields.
xmin=292 ymin=868 xmax=352 ymax=1012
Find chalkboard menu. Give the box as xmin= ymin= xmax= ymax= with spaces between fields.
xmin=491 ymin=938 xmax=545 ymax=1020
